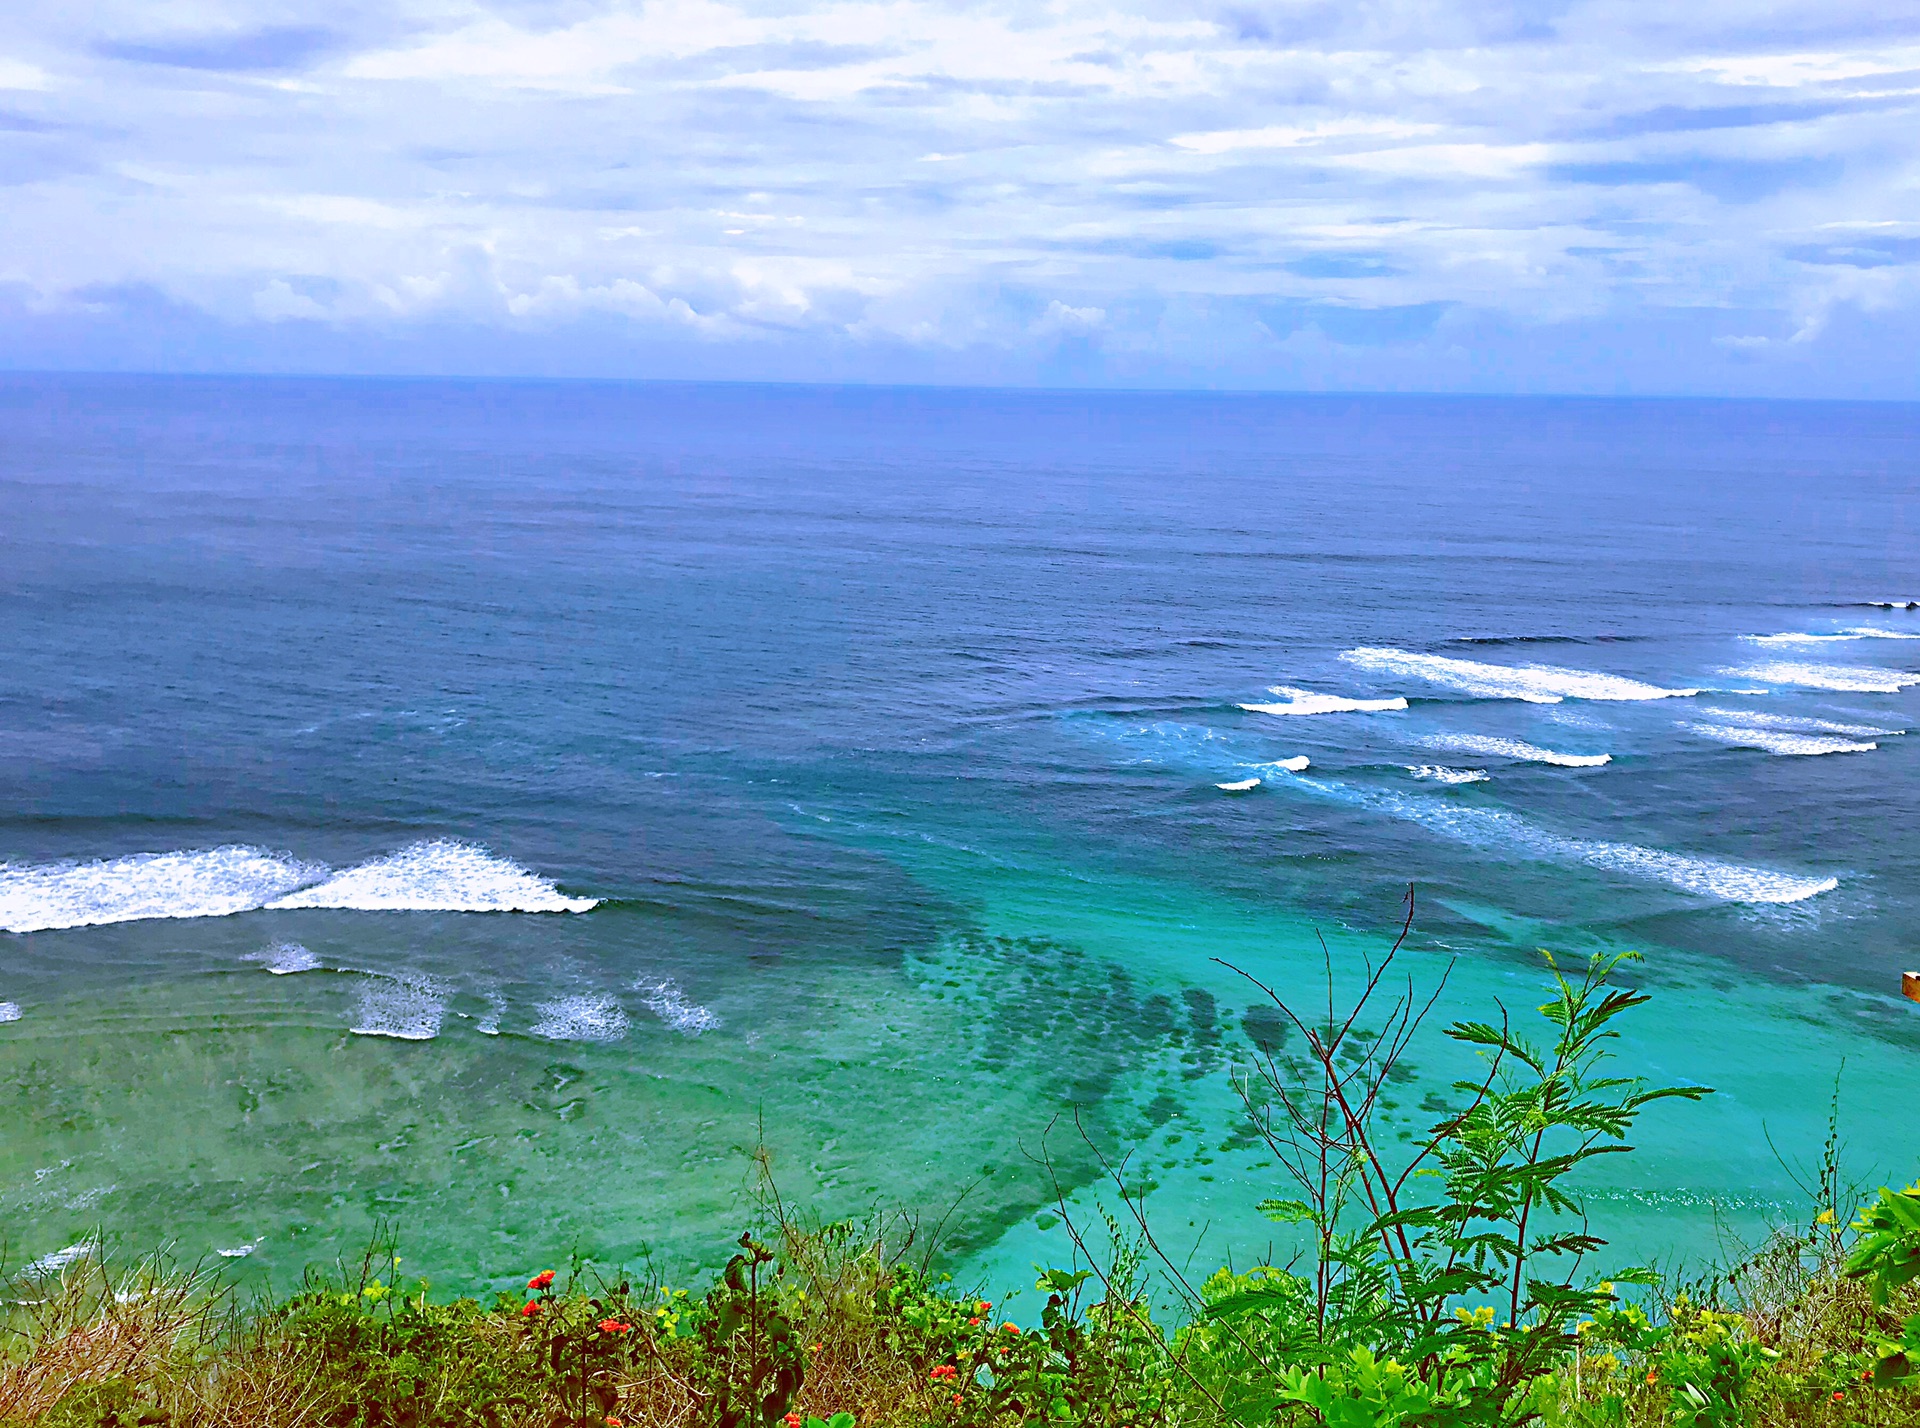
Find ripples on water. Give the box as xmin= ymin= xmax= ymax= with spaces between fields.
xmin=1 ymin=377 xmax=1917 ymax=1290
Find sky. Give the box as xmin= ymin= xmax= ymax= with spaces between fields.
xmin=3 ymin=0 xmax=1919 ymax=395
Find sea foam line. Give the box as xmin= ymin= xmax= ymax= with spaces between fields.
xmin=350 ymin=975 xmax=445 ymax=1041
xmin=1725 ymin=661 xmax=1920 ymax=694
xmin=1284 ymin=775 xmax=1835 ymax=905
xmin=1240 ymin=686 xmax=1408 ymax=716
xmin=0 ymin=840 xmax=596 ymax=934
xmin=1408 ymin=765 xmax=1490 ymax=784
xmin=0 ymin=847 xmax=325 ymax=935
xmin=531 ymin=993 xmax=631 ymax=1043
xmin=1685 ymin=723 xmax=1877 ymax=756
xmin=1343 ymin=648 xmax=1697 ymax=704
xmin=1694 ymin=707 xmax=1900 ymax=737
xmin=1415 ymin=733 xmax=1610 ymax=767
xmin=639 ymin=978 xmax=721 ymax=1035
xmin=268 ymin=840 xmax=597 ymax=914
xmin=1745 ymin=628 xmax=1920 ymax=644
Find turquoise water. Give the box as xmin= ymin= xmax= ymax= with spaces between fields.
xmin=1 ymin=376 xmax=1917 ymax=1300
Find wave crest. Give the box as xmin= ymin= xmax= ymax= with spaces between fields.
xmin=0 ymin=847 xmax=325 ymax=935
xmin=1343 ymin=648 xmax=1697 ymax=703
xmin=1686 ymin=723 xmax=1877 ymax=756
xmin=1240 ymin=686 xmax=1408 ymax=716
xmin=1416 ymin=733 xmax=1610 ymax=767
xmin=1727 ymin=661 xmax=1920 ymax=694
xmin=1285 ymin=777 xmax=1834 ymax=905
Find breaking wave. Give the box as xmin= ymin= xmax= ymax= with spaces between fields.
xmin=1727 ymin=661 xmax=1920 ymax=694
xmin=0 ymin=840 xmax=599 ymax=933
xmin=1216 ymin=777 xmax=1262 ymax=791
xmin=531 ymin=993 xmax=631 ymax=1042
xmin=1745 ymin=628 xmax=1920 ymax=644
xmin=1686 ymin=723 xmax=1877 ymax=756
xmin=269 ymin=840 xmax=598 ymax=913
xmin=0 ymin=847 xmax=325 ymax=935
xmin=349 ymin=976 xmax=444 ymax=1040
xmin=1240 ymin=686 xmax=1408 ymax=716
xmin=639 ymin=979 xmax=721 ymax=1035
xmin=0 ymin=1001 xmax=20 ymax=1023
xmin=1415 ymin=733 xmax=1610 ymax=767
xmin=1693 ymin=707 xmax=1899 ymax=737
xmin=244 ymin=942 xmax=322 ymax=974
xmin=1342 ymin=648 xmax=1697 ymax=703
xmin=1408 ymin=766 xmax=1490 ymax=784
xmin=1285 ymin=776 xmax=1835 ymax=904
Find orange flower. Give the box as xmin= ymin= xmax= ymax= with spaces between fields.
xmin=606 ymin=1419 xmax=623 ymax=1426
xmin=528 ymin=1270 xmax=556 ymax=1290
xmin=968 ymin=1317 xmax=981 ymax=1326
xmin=1644 ymin=1370 xmax=1658 ymax=1385
xmin=521 ymin=1301 xmax=542 ymax=1317
xmin=1002 ymin=1323 xmax=1018 ymax=1335
xmin=599 ymin=1319 xmax=632 ymax=1335
xmin=951 ymin=1393 xmax=963 ymax=1406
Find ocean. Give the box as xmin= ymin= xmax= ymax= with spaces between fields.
xmin=2 ymin=374 xmax=1917 ymax=1297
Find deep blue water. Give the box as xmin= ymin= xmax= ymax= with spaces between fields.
xmin=2 ymin=375 xmax=1918 ymax=1289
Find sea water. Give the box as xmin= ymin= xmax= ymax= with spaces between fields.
xmin=1 ymin=376 xmax=1917 ymax=1301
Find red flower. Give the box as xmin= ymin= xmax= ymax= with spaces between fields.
xmin=1832 ymin=1391 xmax=1845 ymax=1402
xmin=528 ymin=1270 xmax=556 ymax=1291
xmin=599 ymin=1319 xmax=632 ymax=1335
xmin=784 ymin=1415 xmax=803 ymax=1428
xmin=606 ymin=1418 xmax=623 ymax=1427
xmin=521 ymin=1301 xmax=542 ymax=1317
xmin=968 ymin=1317 xmax=981 ymax=1326
xmin=952 ymin=1393 xmax=963 ymax=1406
xmin=1002 ymin=1323 xmax=1018 ymax=1335
xmin=977 ymin=1301 xmax=991 ymax=1313
xmin=930 ymin=1364 xmax=958 ymax=1381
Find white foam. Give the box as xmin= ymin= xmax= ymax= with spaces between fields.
xmin=639 ymin=979 xmax=721 ymax=1035
xmin=1745 ymin=628 xmax=1920 ymax=644
xmin=1343 ymin=648 xmax=1697 ymax=704
xmin=244 ymin=941 xmax=322 ymax=974
xmin=1415 ymin=733 xmax=1610 ymax=767
xmin=1864 ymin=600 xmax=1919 ymax=609
xmin=1286 ymin=776 xmax=1834 ymax=904
xmin=530 ymin=994 xmax=630 ymax=1042
xmin=1408 ymin=765 xmax=1490 ymax=784
xmin=217 ymin=1238 xmax=264 ymax=1259
xmin=1240 ymin=686 xmax=1408 ymax=716
xmin=349 ymin=976 xmax=444 ymax=1040
xmin=1694 ymin=707 xmax=1899 ymax=737
xmin=1216 ymin=777 xmax=1262 ymax=791
xmin=0 ymin=846 xmax=326 ymax=934
xmin=1686 ymin=723 xmax=1877 ymax=756
xmin=0 ymin=1001 xmax=20 ymax=1023
xmin=1253 ymin=756 xmax=1311 ymax=773
xmin=1727 ymin=661 xmax=1920 ymax=694
xmin=24 ymin=1243 xmax=92 ymax=1278
xmin=268 ymin=841 xmax=598 ymax=914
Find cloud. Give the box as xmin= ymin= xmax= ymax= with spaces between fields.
xmin=96 ymin=26 xmax=343 ymax=73
xmin=0 ymin=0 xmax=1914 ymax=393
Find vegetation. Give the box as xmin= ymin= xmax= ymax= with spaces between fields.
xmin=5 ymin=920 xmax=1917 ymax=1428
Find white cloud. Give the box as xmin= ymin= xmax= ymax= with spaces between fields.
xmin=0 ymin=0 xmax=1915 ymax=390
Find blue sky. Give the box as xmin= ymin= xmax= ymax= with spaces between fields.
xmin=3 ymin=1 xmax=1918 ymax=394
